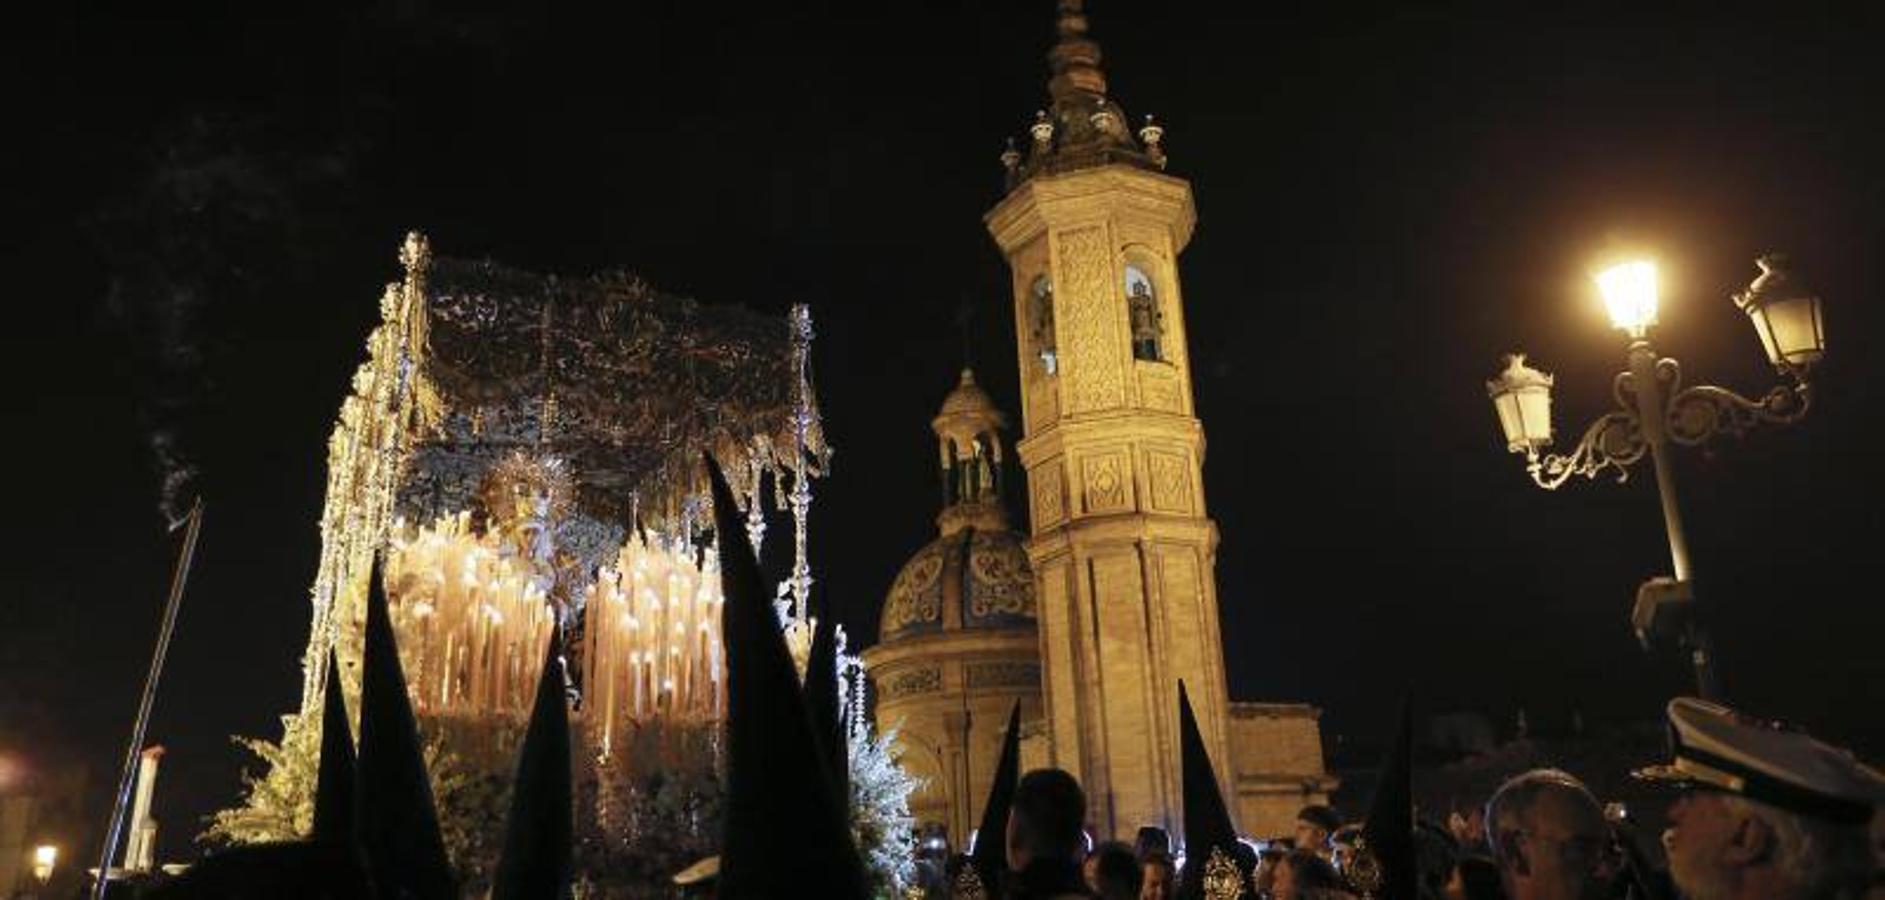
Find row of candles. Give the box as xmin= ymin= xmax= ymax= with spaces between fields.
xmin=382 ymin=512 xmax=729 ymax=745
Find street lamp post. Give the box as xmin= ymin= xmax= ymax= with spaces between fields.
xmin=1485 ymin=255 xmax=1825 ymax=700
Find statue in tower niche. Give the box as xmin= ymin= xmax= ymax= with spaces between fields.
xmin=1128 ymin=277 xmax=1162 ymax=361
xmin=952 ymin=436 xmax=996 ymax=506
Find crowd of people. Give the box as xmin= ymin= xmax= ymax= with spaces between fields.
xmin=903 ymin=699 xmax=1881 ymax=900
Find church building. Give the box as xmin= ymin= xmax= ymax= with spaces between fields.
xmin=866 ymin=0 xmax=1336 ymax=849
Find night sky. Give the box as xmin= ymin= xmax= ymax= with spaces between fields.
xmin=12 ymin=0 xmax=1884 ymax=862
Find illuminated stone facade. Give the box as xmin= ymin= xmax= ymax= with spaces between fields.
xmin=1228 ymin=704 xmax=1339 ymax=839
xmin=980 ymin=0 xmax=1334 ymax=841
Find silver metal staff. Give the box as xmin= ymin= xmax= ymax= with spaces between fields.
xmin=91 ymin=498 xmax=203 ymax=900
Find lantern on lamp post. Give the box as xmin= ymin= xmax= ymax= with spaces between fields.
xmin=33 ymin=844 xmax=58 ymax=884
xmin=1486 ymin=354 xmax=1554 ymax=454
xmin=1485 ymin=255 xmax=1826 ymax=700
xmin=1735 ymin=253 xmax=1826 ymax=373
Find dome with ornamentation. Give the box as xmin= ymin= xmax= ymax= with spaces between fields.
xmin=878 ymin=367 xmax=1036 ymax=643
xmin=934 ymin=368 xmax=1002 ymax=425
xmin=879 ymin=525 xmax=1035 ymax=643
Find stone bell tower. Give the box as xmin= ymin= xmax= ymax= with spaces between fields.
xmin=984 ymin=0 xmax=1234 ymax=839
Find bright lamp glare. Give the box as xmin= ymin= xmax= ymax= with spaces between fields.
xmin=1596 ymin=261 xmax=1658 ymax=335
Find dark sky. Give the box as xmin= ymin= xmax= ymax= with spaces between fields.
xmin=11 ymin=0 xmax=1884 ymax=862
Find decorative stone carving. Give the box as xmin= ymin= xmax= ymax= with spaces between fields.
xmin=1082 ymin=453 xmax=1128 ymax=513
xmin=966 ymin=661 xmax=1042 ymax=690
xmin=1140 ymin=365 xmax=1183 ymax=413
xmin=880 ymin=667 xmax=943 ymax=700
xmin=967 ymin=530 xmax=1036 ymax=620
xmin=1148 ymin=451 xmax=1193 ymax=514
xmin=1055 ymin=227 xmax=1125 ymax=413
xmin=882 ymin=546 xmax=945 ymax=637
xmin=1032 ymin=463 xmax=1066 ymax=528
xmin=1026 ymin=375 xmax=1060 ymax=433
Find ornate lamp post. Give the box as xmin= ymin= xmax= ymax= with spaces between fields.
xmin=1485 ymin=255 xmax=1824 ymax=699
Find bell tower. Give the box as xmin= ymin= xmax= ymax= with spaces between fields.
xmin=984 ymin=0 xmax=1232 ymax=838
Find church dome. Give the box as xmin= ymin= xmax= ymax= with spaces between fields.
xmin=880 ymin=366 xmax=1035 ymax=643
xmin=934 ymin=369 xmax=1002 ymax=424
xmin=880 ymin=525 xmax=1035 ymax=643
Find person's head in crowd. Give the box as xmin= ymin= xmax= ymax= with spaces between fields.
xmin=1444 ymin=855 xmax=1505 ymax=900
xmin=1640 ymin=698 xmax=1879 ymax=900
xmin=1296 ymin=805 xmax=1343 ymax=858
xmin=1135 ymin=826 xmax=1172 ymax=861
xmin=1084 ymin=841 xmax=1141 ymax=900
xmin=916 ymin=822 xmax=951 ymax=861
xmin=1329 ymin=824 xmax=1363 ymax=874
xmin=1007 ymin=768 xmax=1088 ymax=873
xmin=1231 ymin=840 xmax=1259 ymax=894
xmin=1137 ymin=851 xmax=1175 ymax=900
xmin=1271 ymin=848 xmax=1348 ymax=899
xmin=1485 ymin=769 xmax=1615 ymax=900
xmin=1664 ymin=791 xmax=1872 ymax=900
xmin=1253 ymin=846 xmax=1285 ymax=896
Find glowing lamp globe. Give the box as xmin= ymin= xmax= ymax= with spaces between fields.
xmin=1734 ymin=253 xmax=1824 ymax=371
xmin=1596 ymin=260 xmax=1659 ymax=336
xmin=1486 ymin=354 xmax=1554 ymax=452
xmin=32 ymin=844 xmax=56 ymax=883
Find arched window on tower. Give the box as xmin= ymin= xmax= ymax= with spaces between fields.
xmin=1030 ymin=275 xmax=1057 ymax=375
xmin=946 ymin=433 xmax=998 ymax=507
xmin=943 ymin=437 xmax=961 ymax=506
xmin=1125 ymin=265 xmax=1164 ymax=361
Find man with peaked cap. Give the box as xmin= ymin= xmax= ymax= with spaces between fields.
xmin=1635 ymin=697 xmax=1881 ymax=900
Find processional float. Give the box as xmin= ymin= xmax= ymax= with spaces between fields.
xmin=286 ymin=232 xmax=849 ymax=885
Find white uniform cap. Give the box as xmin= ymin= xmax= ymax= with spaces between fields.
xmin=1633 ymin=697 xmax=1884 ymax=826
